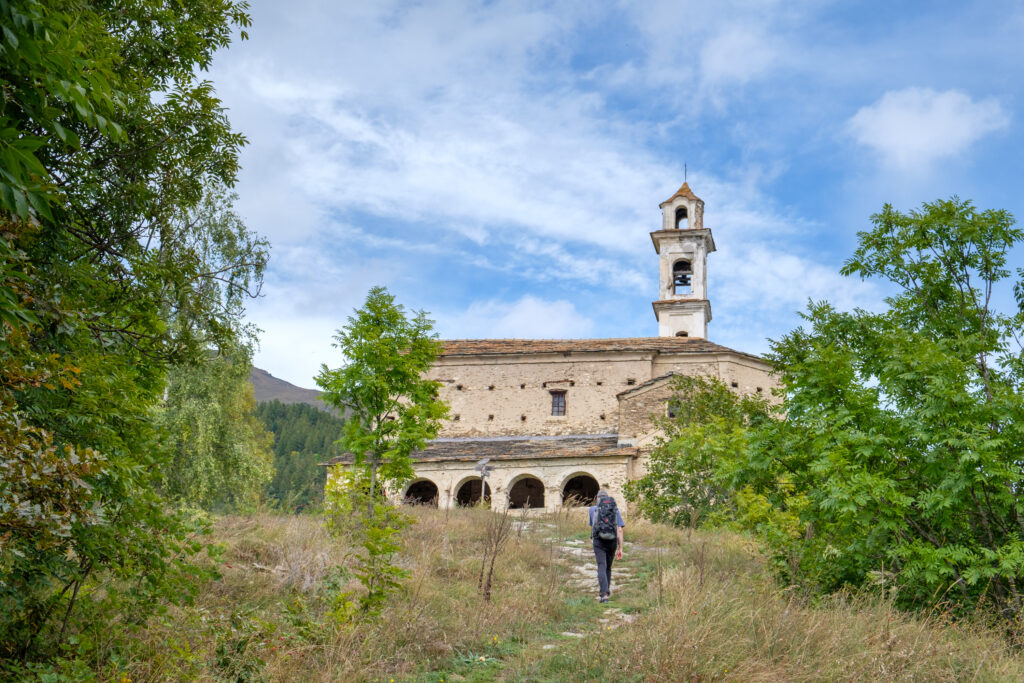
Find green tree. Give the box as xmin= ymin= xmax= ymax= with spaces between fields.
xmin=160 ymin=345 xmax=274 ymax=511
xmin=624 ymin=375 xmax=769 ymax=529
xmin=316 ymin=286 xmax=448 ymax=516
xmin=316 ymin=287 xmax=447 ymax=613
xmin=0 ymin=0 xmax=260 ymax=665
xmin=734 ymin=198 xmax=1024 ymax=614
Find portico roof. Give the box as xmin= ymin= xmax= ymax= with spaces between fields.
xmin=322 ymin=433 xmax=634 ymax=466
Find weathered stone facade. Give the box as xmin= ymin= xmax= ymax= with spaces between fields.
xmin=326 ymin=183 xmax=778 ymax=512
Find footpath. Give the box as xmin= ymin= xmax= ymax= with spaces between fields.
xmin=512 ymin=517 xmax=650 ymax=654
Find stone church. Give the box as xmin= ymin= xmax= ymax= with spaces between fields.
xmin=329 ymin=183 xmax=777 ymax=512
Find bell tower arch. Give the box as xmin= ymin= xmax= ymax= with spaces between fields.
xmin=651 ymin=182 xmax=716 ymax=338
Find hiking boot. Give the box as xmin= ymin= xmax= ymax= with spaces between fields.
xmin=599 ymin=595 xmax=609 ymax=603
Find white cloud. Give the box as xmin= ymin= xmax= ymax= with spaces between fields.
xmin=213 ymin=0 xmax=949 ymax=387
xmin=715 ymin=245 xmax=879 ymax=315
xmin=438 ymin=296 xmax=596 ymax=339
xmin=700 ymin=26 xmax=780 ymax=85
xmin=847 ymin=88 xmax=1009 ymax=171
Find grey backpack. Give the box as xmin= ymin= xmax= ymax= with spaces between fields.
xmin=593 ymin=498 xmax=618 ymax=541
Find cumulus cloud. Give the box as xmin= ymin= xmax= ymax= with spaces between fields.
xmin=213 ymin=0 xmax=971 ymax=386
xmin=847 ymin=88 xmax=1009 ymax=171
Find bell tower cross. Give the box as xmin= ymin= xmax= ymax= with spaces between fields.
xmin=650 ymin=182 xmax=716 ymax=338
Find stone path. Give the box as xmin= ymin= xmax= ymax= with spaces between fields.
xmin=525 ymin=519 xmax=649 ymax=653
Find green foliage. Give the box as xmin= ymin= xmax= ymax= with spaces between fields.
xmin=735 ymin=198 xmax=1024 ymax=613
xmin=353 ymin=502 xmax=411 ymax=615
xmin=628 ymin=198 xmax=1024 ymax=618
xmin=0 ymin=0 xmax=260 ymax=668
xmin=316 ymin=286 xmax=448 ymax=508
xmin=316 ymin=287 xmax=447 ymax=613
xmin=624 ymin=375 xmax=769 ymax=528
xmin=256 ymin=400 xmax=345 ymax=511
xmin=159 ymin=344 xmax=274 ymax=512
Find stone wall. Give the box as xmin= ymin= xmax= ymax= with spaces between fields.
xmin=428 ymin=347 xmax=777 ymax=441
xmin=427 ymin=351 xmax=654 ymax=438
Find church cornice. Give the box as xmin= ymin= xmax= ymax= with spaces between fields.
xmin=649 ymin=227 xmax=716 ymax=254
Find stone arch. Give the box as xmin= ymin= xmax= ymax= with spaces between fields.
xmin=507 ymin=473 xmax=546 ymax=509
xmin=454 ymin=475 xmax=492 ymax=507
xmin=560 ymin=472 xmax=600 ymax=507
xmin=403 ymin=478 xmax=439 ymax=507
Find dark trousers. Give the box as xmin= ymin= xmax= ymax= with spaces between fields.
xmin=593 ymin=538 xmax=617 ymax=596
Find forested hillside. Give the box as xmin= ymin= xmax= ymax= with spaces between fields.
xmin=256 ymin=400 xmax=345 ymax=510
xmin=250 ymin=367 xmax=327 ymax=410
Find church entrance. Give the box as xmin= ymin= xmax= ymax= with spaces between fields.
xmin=404 ymin=479 xmax=439 ymax=506
xmin=508 ymin=477 xmax=545 ymax=509
xmin=562 ymin=475 xmax=599 ymax=506
xmin=456 ymin=479 xmax=491 ymax=507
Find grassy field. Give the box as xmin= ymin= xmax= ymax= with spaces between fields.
xmin=108 ymin=506 xmax=1024 ymax=682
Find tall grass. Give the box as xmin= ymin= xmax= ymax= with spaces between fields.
xmin=109 ymin=509 xmax=1024 ymax=682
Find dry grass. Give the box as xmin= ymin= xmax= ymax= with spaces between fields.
xmin=116 ymin=509 xmax=1024 ymax=682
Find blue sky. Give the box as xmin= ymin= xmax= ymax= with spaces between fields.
xmin=209 ymin=0 xmax=1024 ymax=388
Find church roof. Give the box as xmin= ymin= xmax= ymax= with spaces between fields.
xmin=439 ymin=337 xmax=759 ymax=360
xmin=663 ymin=181 xmax=702 ymax=204
xmin=322 ymin=433 xmax=633 ymax=465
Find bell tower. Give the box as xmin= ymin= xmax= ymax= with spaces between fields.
xmin=651 ymin=182 xmax=716 ymax=338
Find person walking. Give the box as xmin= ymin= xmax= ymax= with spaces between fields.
xmin=589 ymin=490 xmax=624 ymax=603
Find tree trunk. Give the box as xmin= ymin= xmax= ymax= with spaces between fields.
xmin=368 ymin=457 xmax=378 ymax=518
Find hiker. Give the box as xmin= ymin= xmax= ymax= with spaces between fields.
xmin=589 ymin=489 xmax=624 ymax=603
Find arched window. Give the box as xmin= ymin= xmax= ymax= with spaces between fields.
xmin=675 ymin=206 xmax=688 ymax=229
xmin=673 ymin=260 xmax=692 ymax=294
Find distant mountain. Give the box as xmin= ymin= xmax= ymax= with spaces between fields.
xmin=249 ymin=367 xmax=328 ymax=410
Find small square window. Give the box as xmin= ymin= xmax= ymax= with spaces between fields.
xmin=550 ymin=390 xmax=566 ymax=416
xmin=453 ymin=414 xmax=460 ymax=421
xmin=488 ymin=414 xmax=494 ymax=421
xmin=756 ymin=387 xmax=763 ymax=393
xmin=730 ymin=381 xmax=738 ymax=389
xmin=520 ymin=414 xmax=527 ymax=421
xmin=488 ymin=385 xmax=495 ymax=391
xmin=626 ymin=378 xmax=636 ymax=386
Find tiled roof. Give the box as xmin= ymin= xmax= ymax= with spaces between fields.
xmin=616 ymin=372 xmax=677 ymax=398
xmin=322 ymin=434 xmax=634 ymax=465
xmin=664 ymin=181 xmax=702 ymax=203
xmin=439 ymin=337 xmax=753 ymax=358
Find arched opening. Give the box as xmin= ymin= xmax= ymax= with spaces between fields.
xmin=675 ymin=206 xmax=688 ymax=229
xmin=672 ymin=260 xmax=692 ymax=295
xmin=404 ymin=479 xmax=439 ymax=506
xmin=456 ymin=479 xmax=491 ymax=507
xmin=562 ymin=475 xmax=599 ymax=507
xmin=508 ymin=477 xmax=545 ymax=509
